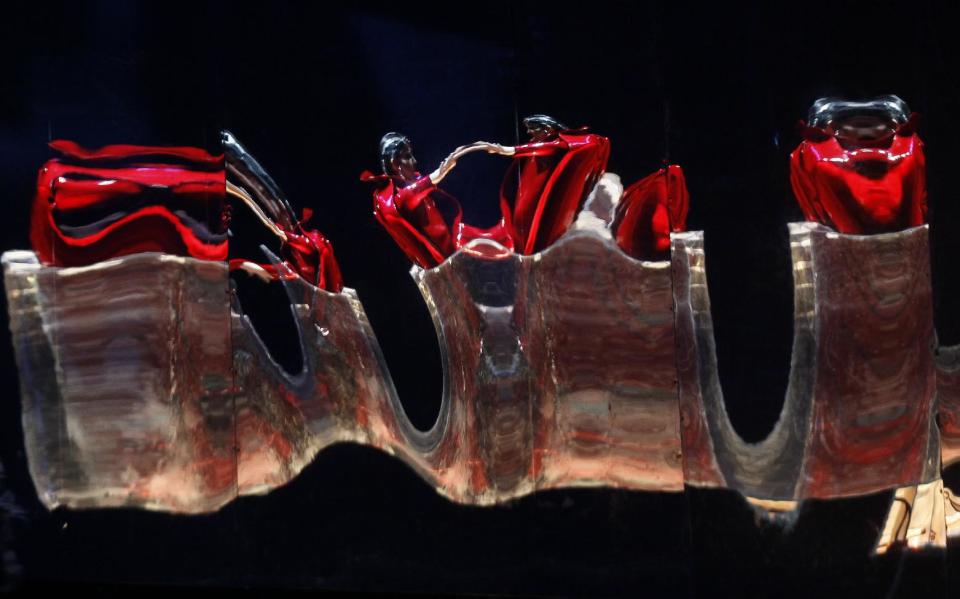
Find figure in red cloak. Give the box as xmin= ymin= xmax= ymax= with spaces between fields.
xmin=361 ymin=133 xmax=461 ymax=269
xmin=613 ymin=164 xmax=690 ymax=261
xmin=496 ymin=115 xmax=611 ymax=254
xmin=362 ymin=133 xmax=514 ymax=269
xmin=364 ymin=115 xmax=610 ymax=266
xmin=790 ymin=95 xmax=926 ymax=234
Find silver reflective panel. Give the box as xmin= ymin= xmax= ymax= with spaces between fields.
xmin=2 ymin=175 xmax=683 ymax=511
xmin=673 ymin=223 xmax=939 ymax=501
xmin=4 ymin=177 xmax=952 ymax=558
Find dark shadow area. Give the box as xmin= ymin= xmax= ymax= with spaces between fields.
xmin=12 ymin=444 xmax=692 ymax=596
xmin=686 ymin=486 xmax=947 ymax=599
xmin=230 ymin=273 xmax=305 ymax=377
xmin=226 ymin=181 xmax=305 ymax=377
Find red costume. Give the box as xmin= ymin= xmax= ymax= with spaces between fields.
xmin=276 ymin=209 xmax=343 ymax=292
xmin=230 ymin=229 xmax=343 ymax=292
xmin=363 ymin=171 xmax=462 ymax=269
xmin=500 ymin=131 xmax=610 ymax=254
xmin=790 ymin=119 xmax=926 ymax=234
xmin=31 ymin=140 xmax=227 ymax=267
xmin=33 ymin=139 xmax=344 ymax=293
xmin=613 ymin=165 xmax=689 ymax=261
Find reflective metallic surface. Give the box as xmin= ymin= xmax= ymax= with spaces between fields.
xmin=413 ymin=178 xmax=683 ymax=499
xmin=3 ymin=251 xmax=236 ymax=512
xmin=673 ymin=223 xmax=939 ymax=501
xmin=224 ymin=130 xmax=343 ymax=291
xmin=3 ymin=174 xmax=682 ymax=511
xmin=223 ymin=131 xmax=297 ymax=231
xmin=4 ymin=180 xmax=946 ymax=539
xmin=807 ymin=95 xmax=911 ymax=129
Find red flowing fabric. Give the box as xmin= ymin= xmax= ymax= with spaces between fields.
xmin=279 ymin=209 xmax=344 ymax=292
xmin=500 ymin=132 xmax=610 ymax=254
xmin=790 ymin=123 xmax=926 ymax=234
xmin=613 ymin=165 xmax=690 ymax=261
xmin=32 ymin=140 xmax=344 ymax=293
xmin=363 ymin=171 xmax=462 ymax=269
xmin=32 ymin=142 xmax=228 ymax=267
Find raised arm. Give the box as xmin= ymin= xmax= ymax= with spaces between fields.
xmin=429 ymin=141 xmax=517 ymax=184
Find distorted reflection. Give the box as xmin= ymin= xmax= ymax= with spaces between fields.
xmin=2 ymin=107 xmax=956 ymax=561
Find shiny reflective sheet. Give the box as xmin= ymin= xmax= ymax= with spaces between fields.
xmin=3 ymin=251 xmax=236 ymax=511
xmin=3 ymin=175 xmax=682 ymax=511
xmin=673 ymin=223 xmax=939 ymax=501
xmin=5 ymin=199 xmax=945 ymax=524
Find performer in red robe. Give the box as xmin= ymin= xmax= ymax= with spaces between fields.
xmin=613 ymin=164 xmax=689 ymax=261
xmin=361 ymin=133 xmax=464 ymax=269
xmin=497 ymin=115 xmax=610 ymax=254
xmin=790 ymin=96 xmax=926 ymax=234
xmin=365 ymin=116 xmax=610 ymax=266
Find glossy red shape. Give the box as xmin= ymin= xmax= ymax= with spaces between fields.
xmin=363 ymin=167 xmax=517 ymax=268
xmin=500 ymin=131 xmax=610 ymax=254
xmin=31 ymin=140 xmax=227 ymax=267
xmin=457 ymin=221 xmax=514 ymax=254
xmin=32 ymin=140 xmax=344 ymax=293
xmin=231 ymin=210 xmax=344 ymax=292
xmin=613 ymin=165 xmax=689 ymax=260
xmin=277 ymin=210 xmax=344 ymax=293
xmin=790 ymin=117 xmax=926 ymax=234
xmin=363 ymin=171 xmax=461 ymax=269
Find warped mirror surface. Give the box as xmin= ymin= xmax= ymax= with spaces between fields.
xmin=3 ymin=176 xmax=953 ymax=556
xmin=3 ymin=175 xmax=682 ymax=511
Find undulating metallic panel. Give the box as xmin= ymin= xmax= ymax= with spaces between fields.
xmin=6 ymin=173 xmax=947 ymax=551
xmin=3 ymin=174 xmax=685 ymax=511
xmin=3 ymin=251 xmax=236 ymax=512
xmin=673 ymin=223 xmax=939 ymax=502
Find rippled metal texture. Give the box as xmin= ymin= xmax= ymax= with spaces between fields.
xmin=673 ymin=223 xmax=939 ymax=501
xmin=4 ymin=251 xmax=237 ymax=511
xmin=411 ymin=181 xmax=683 ymax=500
xmin=5 ymin=190 xmax=947 ymax=523
xmin=3 ymin=175 xmax=683 ymax=511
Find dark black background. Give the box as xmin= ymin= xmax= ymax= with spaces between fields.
xmin=2 ymin=1 xmax=959 ymax=596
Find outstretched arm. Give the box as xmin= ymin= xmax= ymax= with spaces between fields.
xmin=429 ymin=141 xmax=517 ymax=184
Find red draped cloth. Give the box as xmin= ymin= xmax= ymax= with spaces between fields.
xmin=363 ymin=171 xmax=461 ymax=269
xmin=613 ymin=165 xmax=689 ymax=261
xmin=790 ymin=130 xmax=926 ymax=234
xmin=499 ymin=132 xmax=610 ymax=254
